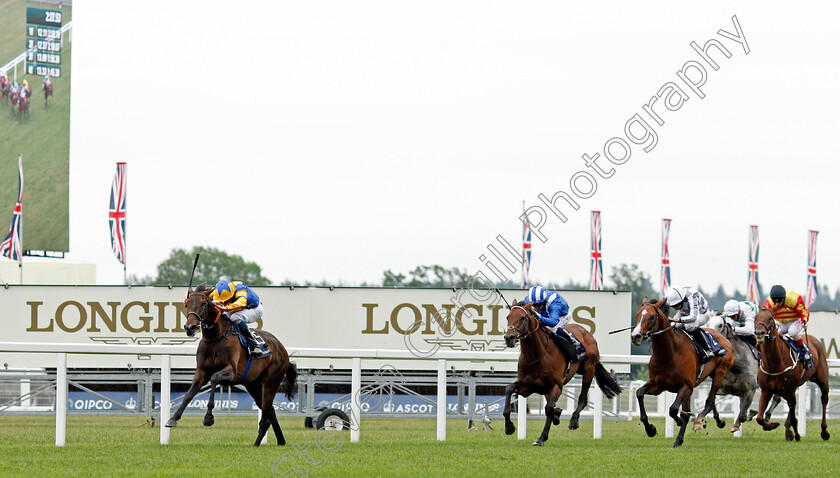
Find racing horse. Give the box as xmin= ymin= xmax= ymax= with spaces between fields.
xmin=165 ymin=285 xmax=298 ymax=446
xmin=754 ymin=308 xmax=830 ymax=441
xmin=707 ymin=314 xmax=760 ymax=435
xmin=502 ymin=301 xmax=622 ymax=446
xmin=16 ymin=93 xmax=29 ymax=122
xmin=631 ymin=298 xmax=734 ymax=448
xmin=43 ymin=82 xmax=53 ymax=107
xmin=0 ymin=78 xmax=8 ymax=106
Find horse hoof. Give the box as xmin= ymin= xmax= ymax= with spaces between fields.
xmin=165 ymin=419 xmax=177 ymax=428
xmin=203 ymin=416 xmax=215 ymax=427
xmin=645 ymin=424 xmax=657 ymax=438
xmin=532 ymin=439 xmax=544 ymax=447
xmin=717 ymin=420 xmax=726 ymax=429
xmin=671 ymin=439 xmax=683 ymax=448
xmin=569 ymin=420 xmax=579 ymax=430
xmin=278 ymin=438 xmax=286 ymax=446
xmin=505 ymin=424 xmax=516 ymax=436
xmin=821 ymin=430 xmax=830 ymax=441
xmin=552 ymin=416 xmax=560 ymax=426
xmin=785 ymin=430 xmax=794 ymax=441
xmin=795 ymin=434 xmax=800 ymax=442
xmin=730 ymin=426 xmax=740 ymax=433
xmin=764 ymin=422 xmax=779 ymax=431
xmin=692 ymin=420 xmax=704 ymax=431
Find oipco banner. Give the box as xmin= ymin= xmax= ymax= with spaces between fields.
xmin=0 ymin=286 xmax=631 ymax=371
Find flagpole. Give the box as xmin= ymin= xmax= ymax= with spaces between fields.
xmin=17 ymin=153 xmax=22 ymax=285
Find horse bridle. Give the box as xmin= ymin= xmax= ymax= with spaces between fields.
xmin=507 ymin=305 xmax=551 ymax=366
xmin=639 ymin=304 xmax=675 ymax=340
xmin=186 ymin=292 xmax=221 ymax=329
xmin=507 ymin=305 xmax=539 ymax=342
xmin=755 ymin=309 xmax=777 ymax=341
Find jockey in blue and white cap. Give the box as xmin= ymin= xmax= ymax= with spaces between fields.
xmin=525 ymin=286 xmax=572 ymax=336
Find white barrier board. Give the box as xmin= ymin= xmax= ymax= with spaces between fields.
xmin=0 ymin=286 xmax=631 ymax=371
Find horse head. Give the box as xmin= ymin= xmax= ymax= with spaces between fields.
xmin=183 ymin=285 xmax=220 ymax=336
xmin=707 ymin=314 xmax=732 ymax=338
xmin=754 ymin=308 xmax=777 ymax=345
xmin=631 ymin=297 xmax=672 ymax=346
xmin=504 ymin=300 xmax=538 ymax=348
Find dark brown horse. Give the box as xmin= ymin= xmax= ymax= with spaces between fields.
xmin=165 ymin=285 xmax=297 ymax=446
xmin=502 ymin=302 xmax=622 ymax=446
xmin=631 ymin=298 xmax=734 ymax=448
xmin=43 ymin=82 xmax=53 ymax=107
xmin=754 ymin=308 xmax=830 ymax=441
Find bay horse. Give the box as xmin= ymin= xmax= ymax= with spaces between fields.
xmin=17 ymin=94 xmax=29 ymax=122
xmin=631 ymin=298 xmax=734 ymax=448
xmin=502 ymin=301 xmax=622 ymax=446
xmin=706 ymin=315 xmax=760 ymax=434
xmin=754 ymin=308 xmax=830 ymax=441
xmin=165 ymin=285 xmax=298 ymax=446
xmin=43 ymin=82 xmax=53 ymax=107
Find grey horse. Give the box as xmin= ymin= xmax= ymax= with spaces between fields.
xmin=707 ymin=314 xmax=761 ymax=434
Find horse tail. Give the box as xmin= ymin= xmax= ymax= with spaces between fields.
xmin=594 ymin=362 xmax=622 ymax=399
xmin=281 ymin=362 xmax=298 ymax=401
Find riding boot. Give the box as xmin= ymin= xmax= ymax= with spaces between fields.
xmin=690 ymin=328 xmax=714 ymax=362
xmin=800 ymin=346 xmax=814 ymax=370
xmin=551 ymin=333 xmax=577 ymax=363
xmin=236 ymin=321 xmax=263 ymax=357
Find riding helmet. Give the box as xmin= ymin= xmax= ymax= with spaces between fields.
xmin=526 ymin=286 xmax=547 ymax=304
xmin=664 ymin=286 xmax=684 ymax=307
xmin=722 ymin=299 xmax=740 ymax=317
xmin=214 ymin=280 xmax=235 ymax=302
xmin=770 ymin=285 xmax=786 ymax=302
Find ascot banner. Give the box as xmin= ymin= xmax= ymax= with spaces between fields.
xmin=0 ymin=286 xmax=632 ymax=371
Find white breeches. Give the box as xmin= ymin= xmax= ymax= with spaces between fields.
xmin=775 ymin=319 xmax=805 ymax=340
xmin=228 ymin=303 xmax=263 ymax=325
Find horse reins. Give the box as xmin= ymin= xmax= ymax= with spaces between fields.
xmin=508 ymin=305 xmax=550 ymax=366
xmin=640 ymin=305 xmax=675 ymax=339
xmin=186 ymin=293 xmax=222 ymax=328
xmin=755 ymin=318 xmax=801 ymax=376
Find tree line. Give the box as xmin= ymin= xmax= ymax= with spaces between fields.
xmin=129 ymin=246 xmax=840 ymax=312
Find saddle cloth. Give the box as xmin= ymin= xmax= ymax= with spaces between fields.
xmin=554 ymin=328 xmax=587 ymax=363
xmin=684 ymin=329 xmax=727 ymax=362
xmin=236 ymin=329 xmax=272 ymax=359
xmin=780 ymin=335 xmax=813 ymax=369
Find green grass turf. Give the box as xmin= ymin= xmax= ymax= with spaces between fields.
xmin=0 ymin=0 xmax=70 ymax=252
xmin=1 ymin=415 xmax=838 ymax=477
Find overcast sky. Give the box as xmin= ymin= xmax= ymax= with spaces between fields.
xmin=61 ymin=1 xmax=840 ymax=296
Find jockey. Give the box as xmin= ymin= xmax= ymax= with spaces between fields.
xmin=43 ymin=75 xmax=51 ymax=87
xmin=665 ymin=285 xmax=715 ymax=361
xmin=10 ymin=80 xmax=18 ymax=95
xmin=209 ymin=279 xmax=265 ymax=357
xmin=763 ymin=285 xmax=812 ymax=368
xmin=722 ymin=299 xmax=758 ymax=348
xmin=524 ymin=285 xmax=581 ymax=359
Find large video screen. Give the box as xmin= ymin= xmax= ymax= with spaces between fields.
xmin=0 ymin=1 xmax=70 ymax=254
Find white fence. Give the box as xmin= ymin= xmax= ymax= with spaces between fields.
xmin=0 ymin=22 xmax=73 ymax=80
xmin=0 ymin=341 xmax=837 ymax=447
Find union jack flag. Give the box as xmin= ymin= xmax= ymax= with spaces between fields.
xmin=521 ymin=201 xmax=531 ymax=288
xmin=589 ymin=211 xmax=603 ymax=290
xmin=109 ymin=162 xmax=127 ymax=264
xmin=660 ymin=218 xmax=671 ymax=297
xmin=0 ymin=154 xmax=23 ymax=262
xmin=805 ymin=229 xmax=818 ymax=309
xmin=746 ymin=225 xmax=760 ymax=303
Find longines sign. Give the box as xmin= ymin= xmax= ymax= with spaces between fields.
xmin=0 ymin=286 xmax=631 ymax=370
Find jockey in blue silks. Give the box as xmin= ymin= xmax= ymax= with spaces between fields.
xmin=524 ymin=286 xmax=581 ymax=358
